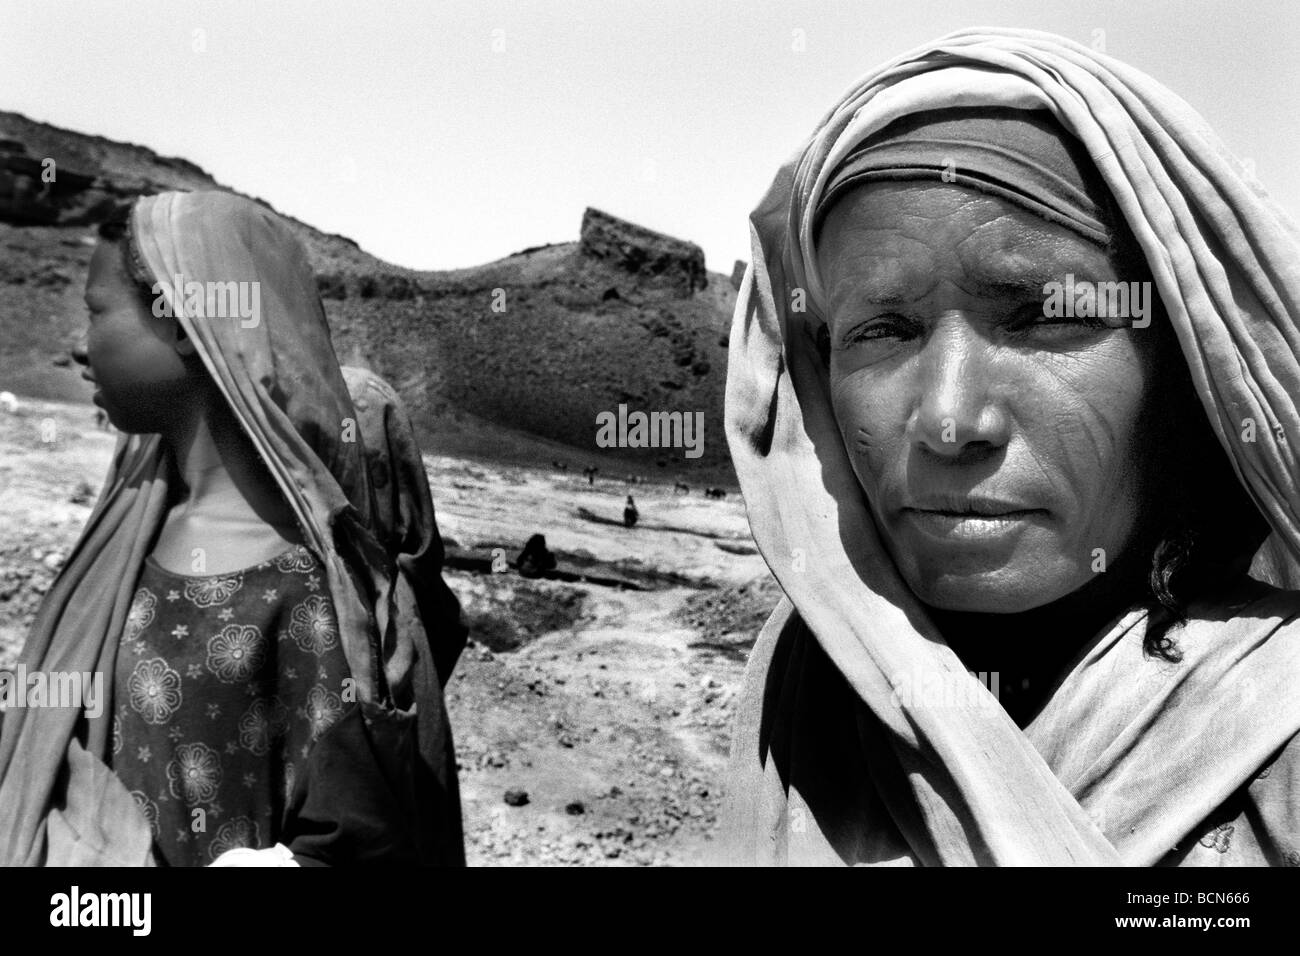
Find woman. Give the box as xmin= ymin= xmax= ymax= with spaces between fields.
xmin=0 ymin=190 xmax=464 ymax=865
xmin=721 ymin=29 xmax=1300 ymax=865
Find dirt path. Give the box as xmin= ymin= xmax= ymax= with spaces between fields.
xmin=449 ymin=583 xmax=740 ymax=865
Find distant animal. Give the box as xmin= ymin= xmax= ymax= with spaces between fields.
xmin=674 ymin=482 xmax=690 ymax=495
xmin=623 ymin=495 xmax=639 ymax=528
xmin=0 ymin=391 xmax=18 ymax=413
xmin=705 ymin=487 xmax=727 ymax=499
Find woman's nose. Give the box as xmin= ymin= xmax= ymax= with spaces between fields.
xmin=910 ymin=317 xmax=1010 ymax=457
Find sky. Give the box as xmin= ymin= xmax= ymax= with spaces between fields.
xmin=2 ymin=0 xmax=1296 ymax=274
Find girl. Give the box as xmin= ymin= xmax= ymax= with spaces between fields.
xmin=0 ymin=190 xmax=463 ymax=865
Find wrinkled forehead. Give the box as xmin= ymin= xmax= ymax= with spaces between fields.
xmin=800 ymin=106 xmax=1134 ymax=326
xmin=815 ymin=183 xmax=1120 ymax=310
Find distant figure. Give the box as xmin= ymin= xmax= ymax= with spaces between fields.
xmin=705 ymin=487 xmax=727 ymax=500
xmin=674 ymin=482 xmax=690 ymax=495
xmin=516 ymin=533 xmax=557 ymax=579
xmin=94 ymin=408 xmax=109 ymax=430
xmin=583 ymin=466 xmax=598 ymax=486
xmin=623 ymin=495 xmax=639 ymax=528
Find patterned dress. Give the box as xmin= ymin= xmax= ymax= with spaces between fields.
xmin=109 ymin=544 xmax=351 ymax=866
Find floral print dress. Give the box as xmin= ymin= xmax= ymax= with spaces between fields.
xmin=109 ymin=544 xmax=351 ymax=866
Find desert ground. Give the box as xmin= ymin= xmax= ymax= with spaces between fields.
xmin=0 ymin=395 xmax=780 ymax=866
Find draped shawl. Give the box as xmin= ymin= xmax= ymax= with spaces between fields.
xmin=721 ymin=28 xmax=1300 ymax=866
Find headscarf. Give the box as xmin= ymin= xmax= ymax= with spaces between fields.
xmin=812 ymin=106 xmax=1119 ymax=245
xmin=722 ymin=28 xmax=1300 ymax=865
xmin=0 ymin=191 xmax=458 ymax=865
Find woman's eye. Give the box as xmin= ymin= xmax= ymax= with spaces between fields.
xmin=1007 ymin=302 xmax=1105 ymax=336
xmin=839 ymin=314 xmax=918 ymax=348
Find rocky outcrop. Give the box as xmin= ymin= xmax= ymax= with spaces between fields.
xmin=579 ymin=207 xmax=707 ymax=297
xmin=730 ymin=260 xmax=746 ymax=291
xmin=0 ymin=139 xmax=101 ymax=226
xmin=0 ymin=110 xmax=738 ymax=476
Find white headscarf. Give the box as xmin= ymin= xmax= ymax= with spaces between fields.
xmin=722 ymin=28 xmax=1300 ymax=865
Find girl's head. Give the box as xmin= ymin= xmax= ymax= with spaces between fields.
xmin=85 ymin=190 xmax=375 ymax=527
xmin=79 ymin=202 xmax=210 ymax=434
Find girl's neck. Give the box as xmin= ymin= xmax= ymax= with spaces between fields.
xmin=162 ymin=394 xmax=296 ymax=528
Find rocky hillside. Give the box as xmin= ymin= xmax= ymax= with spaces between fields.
xmin=0 ymin=110 xmax=739 ymax=479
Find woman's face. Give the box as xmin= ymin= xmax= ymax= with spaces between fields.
xmin=817 ymin=181 xmax=1166 ymax=613
xmin=80 ymin=240 xmax=197 ymax=433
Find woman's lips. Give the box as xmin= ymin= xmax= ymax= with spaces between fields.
xmin=900 ymin=507 xmax=1046 ymax=542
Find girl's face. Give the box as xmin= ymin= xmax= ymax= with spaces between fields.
xmin=79 ymin=240 xmax=199 ymax=433
xmin=816 ymin=181 xmax=1168 ymax=614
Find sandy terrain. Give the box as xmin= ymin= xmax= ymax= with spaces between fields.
xmin=0 ymin=396 xmax=780 ymax=866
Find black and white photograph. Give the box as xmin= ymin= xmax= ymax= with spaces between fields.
xmin=0 ymin=0 xmax=1296 ymax=931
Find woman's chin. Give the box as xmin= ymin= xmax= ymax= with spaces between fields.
xmin=904 ymin=566 xmax=1081 ymax=615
